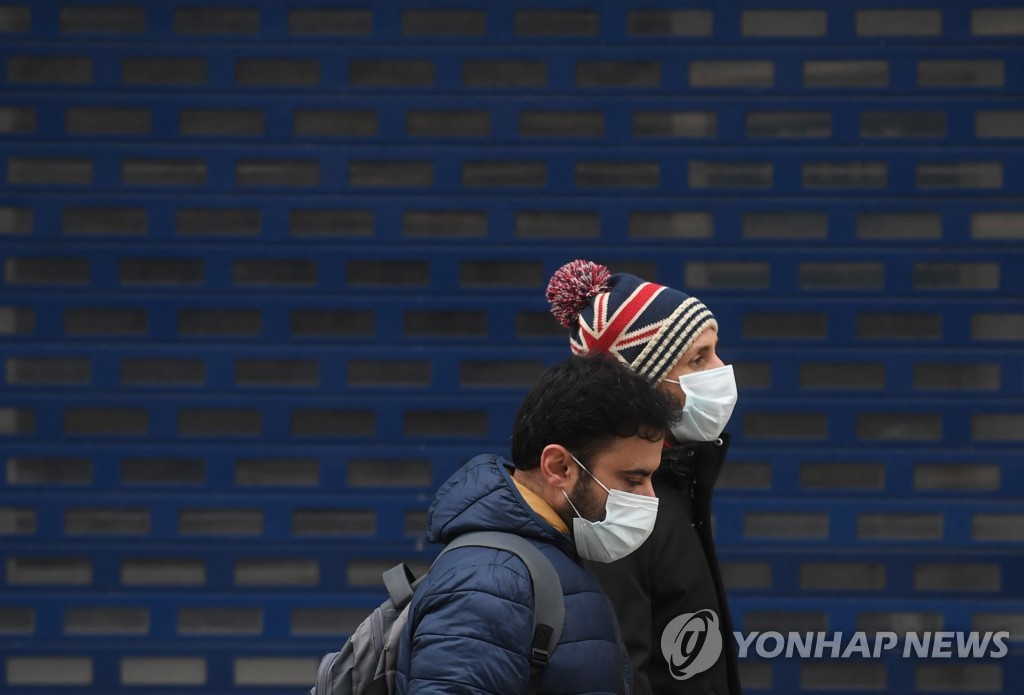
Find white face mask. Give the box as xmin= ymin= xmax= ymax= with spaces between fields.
xmin=562 ymin=453 xmax=659 ymax=563
xmin=668 ymin=364 xmax=738 ymax=442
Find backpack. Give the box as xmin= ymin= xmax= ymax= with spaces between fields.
xmin=310 ymin=531 xmax=565 ymax=695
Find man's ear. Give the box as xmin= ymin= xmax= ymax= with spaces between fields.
xmin=538 ymin=444 xmax=574 ymax=489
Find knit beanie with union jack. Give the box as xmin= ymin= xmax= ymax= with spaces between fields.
xmin=546 ymin=260 xmax=718 ymax=384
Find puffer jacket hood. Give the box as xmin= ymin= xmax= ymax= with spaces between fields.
xmin=426 ymin=453 xmax=577 ymax=557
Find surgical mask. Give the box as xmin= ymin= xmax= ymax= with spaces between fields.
xmin=562 ymin=453 xmax=659 ymax=563
xmin=667 ymin=364 xmax=737 ymax=442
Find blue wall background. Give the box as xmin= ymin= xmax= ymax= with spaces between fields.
xmin=1 ymin=1 xmax=1022 ymax=692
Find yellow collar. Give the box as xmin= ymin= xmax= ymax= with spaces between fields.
xmin=511 ymin=476 xmax=569 ymax=534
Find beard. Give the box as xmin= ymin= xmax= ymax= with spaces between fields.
xmin=559 ymin=473 xmax=606 ymax=529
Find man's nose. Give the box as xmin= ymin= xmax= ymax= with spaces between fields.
xmin=709 ymin=351 xmax=726 ymax=370
xmin=639 ymin=479 xmax=657 ymax=498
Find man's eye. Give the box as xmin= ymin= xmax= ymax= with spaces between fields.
xmin=625 ymin=479 xmax=642 ymax=487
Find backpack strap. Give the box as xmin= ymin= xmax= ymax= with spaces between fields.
xmin=438 ymin=531 xmax=565 ymax=695
xmin=381 ymin=563 xmax=416 ymax=607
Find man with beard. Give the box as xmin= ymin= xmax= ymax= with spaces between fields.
xmin=396 ymin=354 xmax=677 ymax=695
xmin=546 ymin=260 xmax=742 ymax=694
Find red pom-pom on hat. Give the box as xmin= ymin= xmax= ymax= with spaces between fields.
xmin=546 ymin=260 xmax=611 ymax=329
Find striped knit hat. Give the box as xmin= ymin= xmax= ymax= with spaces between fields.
xmin=546 ymin=260 xmax=718 ymax=384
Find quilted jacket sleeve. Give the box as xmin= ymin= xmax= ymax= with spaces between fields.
xmin=403 ymin=549 xmax=536 ymax=695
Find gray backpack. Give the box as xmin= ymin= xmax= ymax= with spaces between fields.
xmin=310 ymin=531 xmax=565 ymax=695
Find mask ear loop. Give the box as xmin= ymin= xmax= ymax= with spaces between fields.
xmin=568 ymin=452 xmax=611 ymax=494
xmin=661 ymin=375 xmax=690 ymax=398
xmin=562 ymin=488 xmax=583 ymax=518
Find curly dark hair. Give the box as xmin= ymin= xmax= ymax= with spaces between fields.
xmin=510 ymin=354 xmax=677 ymax=470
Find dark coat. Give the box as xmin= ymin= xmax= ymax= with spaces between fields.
xmin=586 ymin=434 xmax=741 ymax=695
xmin=395 ymin=454 xmax=631 ymax=695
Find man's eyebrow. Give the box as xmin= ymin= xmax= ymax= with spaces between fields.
xmin=686 ymin=344 xmax=711 ymax=359
xmin=622 ymin=467 xmax=655 ymax=477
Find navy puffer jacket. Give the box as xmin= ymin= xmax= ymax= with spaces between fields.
xmin=395 ymin=454 xmax=630 ymax=695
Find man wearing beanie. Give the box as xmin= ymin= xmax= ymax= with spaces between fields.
xmin=546 ymin=259 xmax=742 ymax=695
